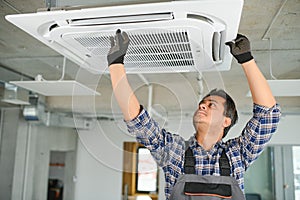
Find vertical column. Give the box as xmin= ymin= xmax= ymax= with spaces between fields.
xmin=0 ymin=108 xmax=20 ymax=200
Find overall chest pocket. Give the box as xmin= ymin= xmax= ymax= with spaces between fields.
xmin=184 ymin=182 xmax=232 ymax=199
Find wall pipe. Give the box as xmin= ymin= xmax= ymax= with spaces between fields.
xmin=197 ymin=72 xmax=204 ymax=102
xmin=137 ymin=74 xmax=167 ymax=122
xmin=22 ymin=123 xmax=31 ymax=200
xmin=2 ymin=0 xmax=22 ymax=14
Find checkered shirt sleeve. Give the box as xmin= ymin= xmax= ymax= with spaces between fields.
xmin=229 ymin=103 xmax=281 ymax=169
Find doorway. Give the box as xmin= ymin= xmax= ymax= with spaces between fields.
xmin=47 ymin=150 xmax=76 ymax=200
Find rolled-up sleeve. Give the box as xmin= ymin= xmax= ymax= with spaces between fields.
xmin=239 ymin=103 xmax=281 ymax=168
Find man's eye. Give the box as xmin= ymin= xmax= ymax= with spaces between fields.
xmin=209 ymin=103 xmax=216 ymax=107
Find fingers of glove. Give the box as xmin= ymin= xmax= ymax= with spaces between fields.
xmin=223 ymin=35 xmax=249 ymax=51
xmin=232 ymin=45 xmax=242 ymax=53
xmin=122 ymin=31 xmax=130 ymax=45
xmin=235 ymin=34 xmax=246 ymax=40
xmin=109 ymin=36 xmax=115 ymax=48
xmin=225 ymin=41 xmax=234 ymax=48
xmin=235 ymin=36 xmax=249 ymax=46
xmin=235 ymin=37 xmax=245 ymax=44
xmin=227 ymin=43 xmax=242 ymax=55
xmin=236 ymin=39 xmax=250 ymax=53
xmin=116 ymin=30 xmax=124 ymax=46
xmin=235 ymin=34 xmax=249 ymax=45
xmin=225 ymin=41 xmax=241 ymax=54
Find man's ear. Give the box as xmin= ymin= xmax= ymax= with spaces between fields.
xmin=223 ymin=117 xmax=232 ymax=128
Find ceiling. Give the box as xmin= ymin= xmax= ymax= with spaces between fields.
xmin=0 ymin=0 xmax=299 ymax=118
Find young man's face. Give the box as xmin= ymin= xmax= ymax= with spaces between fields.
xmin=193 ymin=95 xmax=230 ymax=135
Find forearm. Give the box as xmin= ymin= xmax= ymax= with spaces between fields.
xmin=109 ymin=64 xmax=140 ymax=121
xmin=241 ymin=59 xmax=276 ymax=108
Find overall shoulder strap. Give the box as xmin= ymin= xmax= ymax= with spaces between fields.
xmin=219 ymin=149 xmax=231 ymax=176
xmin=184 ymin=141 xmax=195 ymax=174
xmin=184 ymin=141 xmax=231 ymax=176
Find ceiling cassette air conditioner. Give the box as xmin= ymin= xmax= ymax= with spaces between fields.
xmin=6 ymin=0 xmax=243 ymax=74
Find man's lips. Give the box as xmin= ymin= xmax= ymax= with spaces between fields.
xmin=196 ymin=110 xmax=207 ymax=116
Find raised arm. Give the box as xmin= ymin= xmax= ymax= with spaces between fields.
xmin=107 ymin=30 xmax=140 ymax=121
xmin=226 ymin=34 xmax=276 ymax=108
xmin=241 ymin=59 xmax=276 ymax=108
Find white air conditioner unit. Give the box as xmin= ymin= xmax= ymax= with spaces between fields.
xmin=5 ymin=0 xmax=243 ymax=74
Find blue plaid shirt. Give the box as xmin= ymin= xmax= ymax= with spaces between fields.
xmin=126 ymin=103 xmax=281 ymax=199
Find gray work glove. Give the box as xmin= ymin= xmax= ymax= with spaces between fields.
xmin=107 ymin=29 xmax=130 ymax=66
xmin=225 ymin=34 xmax=253 ymax=64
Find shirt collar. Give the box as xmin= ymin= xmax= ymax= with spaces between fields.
xmin=188 ymin=134 xmax=226 ymax=152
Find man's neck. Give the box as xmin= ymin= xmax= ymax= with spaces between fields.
xmin=196 ymin=129 xmax=223 ymax=151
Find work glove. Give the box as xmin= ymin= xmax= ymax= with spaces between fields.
xmin=225 ymin=34 xmax=253 ymax=64
xmin=107 ymin=29 xmax=130 ymax=66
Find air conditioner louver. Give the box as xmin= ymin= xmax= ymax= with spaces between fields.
xmin=68 ymin=12 xmax=174 ymax=26
xmin=5 ymin=0 xmax=243 ymax=74
xmin=66 ymin=30 xmax=195 ymax=72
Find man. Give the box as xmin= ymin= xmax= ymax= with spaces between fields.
xmin=107 ymin=29 xmax=281 ymax=199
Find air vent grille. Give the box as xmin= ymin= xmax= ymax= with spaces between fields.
xmin=64 ymin=30 xmax=195 ymax=71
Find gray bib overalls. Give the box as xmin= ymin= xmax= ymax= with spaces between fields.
xmin=170 ymin=143 xmax=246 ymax=200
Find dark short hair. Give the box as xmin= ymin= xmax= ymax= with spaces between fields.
xmin=201 ymin=89 xmax=238 ymax=138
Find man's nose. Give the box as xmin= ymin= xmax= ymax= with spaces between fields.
xmin=199 ymin=103 xmax=207 ymax=110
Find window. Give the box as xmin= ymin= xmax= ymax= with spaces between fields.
xmin=122 ymin=142 xmax=158 ymax=200
xmin=136 ymin=147 xmax=158 ymax=193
